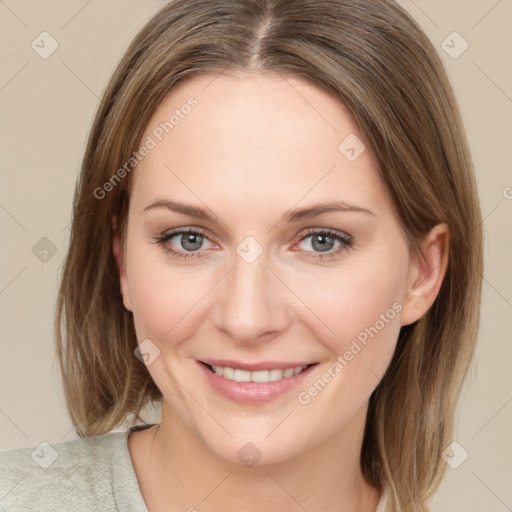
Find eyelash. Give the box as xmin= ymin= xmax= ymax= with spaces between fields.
xmin=154 ymin=228 xmax=353 ymax=261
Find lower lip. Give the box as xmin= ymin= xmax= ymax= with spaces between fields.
xmin=197 ymin=361 xmax=318 ymax=404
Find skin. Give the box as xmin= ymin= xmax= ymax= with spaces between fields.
xmin=113 ymin=72 xmax=449 ymax=512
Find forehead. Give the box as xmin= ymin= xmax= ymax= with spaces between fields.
xmin=131 ymin=72 xmax=388 ymax=215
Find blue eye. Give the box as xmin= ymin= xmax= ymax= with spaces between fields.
xmin=298 ymin=229 xmax=353 ymax=260
xmin=155 ymin=229 xmax=211 ymax=259
xmin=154 ymin=228 xmax=353 ymax=260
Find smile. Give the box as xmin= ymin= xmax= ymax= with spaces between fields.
xmin=208 ymin=364 xmax=309 ymax=382
xmin=197 ymin=360 xmax=319 ymax=404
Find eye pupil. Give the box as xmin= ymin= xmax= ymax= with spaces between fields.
xmin=181 ymin=233 xmax=203 ymax=251
xmin=312 ymin=234 xmax=334 ymax=253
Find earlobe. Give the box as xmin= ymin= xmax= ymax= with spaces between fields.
xmin=400 ymin=223 xmax=450 ymax=326
xmin=112 ymin=216 xmax=132 ymax=312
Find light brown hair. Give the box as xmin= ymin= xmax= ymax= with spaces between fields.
xmin=55 ymin=1 xmax=483 ymax=510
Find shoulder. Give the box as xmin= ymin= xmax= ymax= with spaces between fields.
xmin=0 ymin=431 xmax=146 ymax=512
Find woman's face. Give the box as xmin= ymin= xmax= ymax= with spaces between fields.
xmin=115 ymin=72 xmax=423 ymax=465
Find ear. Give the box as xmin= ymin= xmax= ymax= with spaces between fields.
xmin=112 ymin=215 xmax=132 ymax=312
xmin=400 ymin=223 xmax=449 ymax=326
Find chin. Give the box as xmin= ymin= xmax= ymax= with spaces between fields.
xmin=196 ymin=425 xmax=309 ymax=468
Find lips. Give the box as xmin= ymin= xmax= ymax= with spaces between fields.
xmin=197 ymin=359 xmax=320 ymax=404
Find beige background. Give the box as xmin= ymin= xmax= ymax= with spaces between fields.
xmin=0 ymin=0 xmax=511 ymax=510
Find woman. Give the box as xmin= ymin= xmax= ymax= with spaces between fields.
xmin=0 ymin=0 xmax=483 ymax=510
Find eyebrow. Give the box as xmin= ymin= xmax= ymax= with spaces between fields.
xmin=143 ymin=198 xmax=375 ymax=222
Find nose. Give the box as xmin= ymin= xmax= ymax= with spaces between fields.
xmin=213 ymin=247 xmax=291 ymax=345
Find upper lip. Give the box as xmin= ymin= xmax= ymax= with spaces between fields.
xmin=199 ymin=359 xmax=317 ymax=372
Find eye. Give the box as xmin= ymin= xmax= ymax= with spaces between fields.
xmin=296 ymin=229 xmax=353 ymax=260
xmin=154 ymin=227 xmax=353 ymax=261
xmin=154 ymin=228 xmax=214 ymax=259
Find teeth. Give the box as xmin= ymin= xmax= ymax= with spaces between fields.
xmin=234 ymin=369 xmax=251 ymax=382
xmin=251 ymin=370 xmax=271 ymax=383
xmin=211 ymin=365 xmax=307 ymax=383
xmin=283 ymin=368 xmax=294 ymax=378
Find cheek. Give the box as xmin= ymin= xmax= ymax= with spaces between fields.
xmin=289 ymin=252 xmax=408 ymax=369
xmin=125 ymin=239 xmax=218 ymax=342
xmin=290 ymin=259 xmax=406 ymax=433
xmin=314 ymin=264 xmax=403 ymax=322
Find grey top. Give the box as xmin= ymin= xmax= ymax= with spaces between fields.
xmin=0 ymin=425 xmax=149 ymax=512
xmin=1 ymin=425 xmax=389 ymax=511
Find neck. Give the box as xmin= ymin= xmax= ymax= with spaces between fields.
xmin=132 ymin=401 xmax=381 ymax=512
